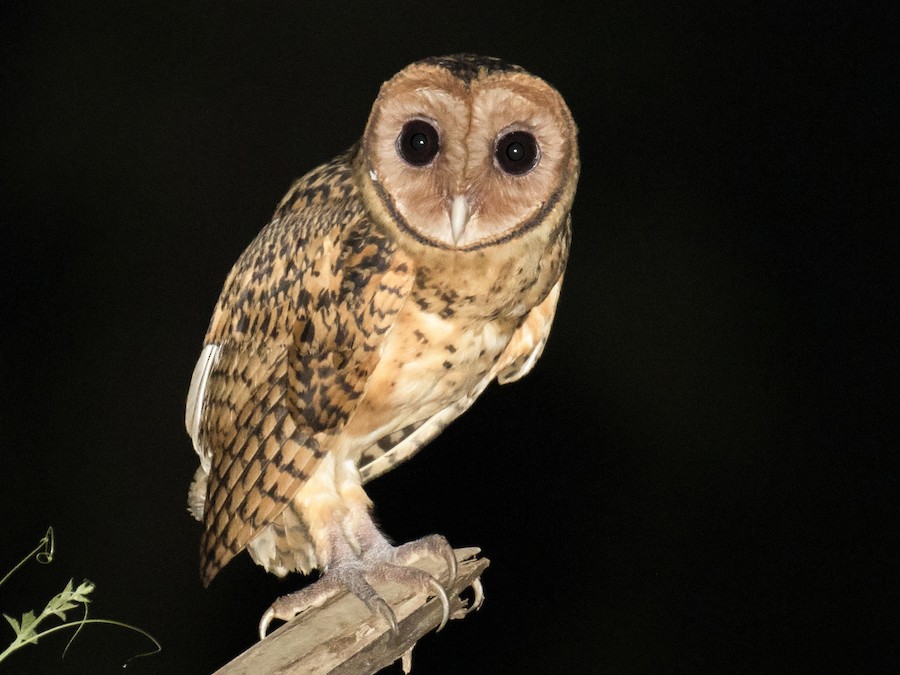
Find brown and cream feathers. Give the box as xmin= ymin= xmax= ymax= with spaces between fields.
xmin=186 ymin=54 xmax=579 ymax=588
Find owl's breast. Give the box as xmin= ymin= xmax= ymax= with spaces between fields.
xmin=337 ymin=221 xmax=569 ymax=462
xmin=341 ymin=297 xmax=517 ymax=455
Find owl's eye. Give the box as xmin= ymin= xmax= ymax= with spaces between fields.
xmin=495 ymin=130 xmax=539 ymax=175
xmin=397 ymin=120 xmax=440 ymax=167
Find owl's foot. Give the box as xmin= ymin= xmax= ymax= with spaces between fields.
xmin=362 ymin=533 xmax=458 ymax=586
xmin=258 ymin=531 xmax=456 ymax=640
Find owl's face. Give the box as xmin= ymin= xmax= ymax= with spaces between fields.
xmin=362 ymin=56 xmax=578 ymax=250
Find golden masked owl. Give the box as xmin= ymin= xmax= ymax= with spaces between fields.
xmin=185 ymin=54 xmax=579 ymax=638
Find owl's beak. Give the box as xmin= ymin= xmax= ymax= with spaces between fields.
xmin=449 ymin=195 xmax=470 ymax=244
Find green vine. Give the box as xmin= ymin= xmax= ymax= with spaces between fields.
xmin=0 ymin=527 xmax=160 ymax=666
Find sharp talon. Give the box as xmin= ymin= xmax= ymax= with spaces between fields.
xmin=443 ymin=547 xmax=458 ymax=584
xmin=468 ymin=577 xmax=485 ymax=612
xmin=372 ymin=597 xmax=399 ymax=634
xmin=259 ymin=608 xmax=275 ymax=640
xmin=428 ymin=577 xmax=450 ymax=631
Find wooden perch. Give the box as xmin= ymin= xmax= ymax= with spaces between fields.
xmin=213 ymin=548 xmax=489 ymax=675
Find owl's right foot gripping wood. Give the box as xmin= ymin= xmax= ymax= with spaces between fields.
xmin=215 ymin=549 xmax=487 ymax=675
xmin=258 ymin=523 xmax=480 ymax=641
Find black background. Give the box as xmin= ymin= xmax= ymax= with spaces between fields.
xmin=1 ymin=2 xmax=895 ymax=673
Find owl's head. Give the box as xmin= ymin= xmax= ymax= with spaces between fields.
xmin=361 ymin=55 xmax=579 ymax=250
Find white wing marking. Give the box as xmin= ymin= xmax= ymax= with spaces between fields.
xmin=185 ymin=343 xmax=220 ymax=469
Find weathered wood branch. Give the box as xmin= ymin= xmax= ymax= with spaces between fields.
xmin=214 ymin=548 xmax=489 ymax=675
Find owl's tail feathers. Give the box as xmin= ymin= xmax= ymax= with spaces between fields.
xmin=187 ymin=466 xmax=208 ymax=521
xmin=245 ymin=505 xmax=318 ymax=577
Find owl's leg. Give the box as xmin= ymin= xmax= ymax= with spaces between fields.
xmin=258 ymin=490 xmax=456 ymax=639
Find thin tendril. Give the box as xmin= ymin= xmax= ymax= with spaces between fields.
xmin=61 ymin=593 xmax=88 ymax=659
xmin=36 ymin=527 xmax=55 ymax=565
xmin=0 ymin=527 xmax=54 ymax=589
xmin=23 ymin=619 xmax=162 ymax=666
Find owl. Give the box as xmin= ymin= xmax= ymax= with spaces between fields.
xmin=185 ymin=54 xmax=579 ymax=639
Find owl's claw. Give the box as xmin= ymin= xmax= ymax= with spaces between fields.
xmin=258 ymin=608 xmax=275 ymax=640
xmin=360 ymin=569 xmax=448 ymax=633
xmin=442 ymin=545 xmax=458 ymax=585
xmin=467 ymin=576 xmax=485 ymax=613
xmin=370 ymin=596 xmax=400 ymax=634
xmin=258 ymin=575 xmax=344 ymax=639
xmin=428 ymin=577 xmax=450 ymax=631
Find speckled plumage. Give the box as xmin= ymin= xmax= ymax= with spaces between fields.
xmin=186 ymin=54 xmax=578 ymax=632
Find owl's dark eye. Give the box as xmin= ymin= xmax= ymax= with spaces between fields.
xmin=397 ymin=119 xmax=440 ymax=166
xmin=495 ymin=130 xmax=539 ymax=175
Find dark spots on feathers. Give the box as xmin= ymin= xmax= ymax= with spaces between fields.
xmin=269 ymin=451 xmax=310 ymax=481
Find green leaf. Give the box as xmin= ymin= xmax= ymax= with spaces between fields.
xmin=71 ymin=580 xmax=95 ymax=603
xmin=3 ymin=613 xmax=20 ymax=634
xmin=17 ymin=611 xmax=38 ymax=636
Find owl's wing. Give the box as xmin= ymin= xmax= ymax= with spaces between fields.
xmin=193 ymin=215 xmax=415 ymax=586
xmin=494 ymin=276 xmax=564 ymax=384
